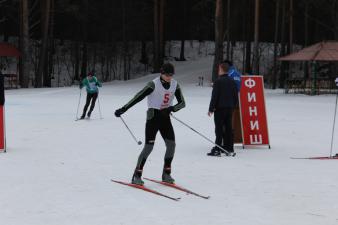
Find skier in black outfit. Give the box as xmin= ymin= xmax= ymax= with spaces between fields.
xmin=207 ymin=61 xmax=239 ymax=156
xmin=115 ymin=63 xmax=186 ymax=185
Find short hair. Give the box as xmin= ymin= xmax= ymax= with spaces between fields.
xmin=221 ymin=60 xmax=233 ymax=66
xmin=160 ymin=63 xmax=175 ymax=75
xmin=219 ymin=60 xmax=232 ymax=72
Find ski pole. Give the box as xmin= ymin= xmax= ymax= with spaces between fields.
xmin=97 ymin=94 xmax=103 ymax=119
xmin=170 ymin=114 xmax=235 ymax=156
xmin=329 ymin=92 xmax=338 ymax=157
xmin=75 ymin=89 xmax=82 ymax=120
xmin=119 ymin=116 xmax=142 ymax=145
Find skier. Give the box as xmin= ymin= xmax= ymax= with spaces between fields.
xmin=207 ymin=61 xmax=239 ymax=156
xmin=114 ymin=63 xmax=186 ymax=185
xmin=79 ymin=71 xmax=102 ymax=119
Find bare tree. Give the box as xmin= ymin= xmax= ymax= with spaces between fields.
xmin=36 ymin=0 xmax=51 ymax=87
xmin=272 ymin=0 xmax=280 ymax=89
xmin=153 ymin=0 xmax=160 ymax=72
xmin=122 ymin=0 xmax=129 ymax=80
xmin=19 ymin=0 xmax=30 ymax=88
xmin=44 ymin=0 xmax=55 ymax=87
xmin=303 ymin=0 xmax=309 ymax=80
xmin=212 ymin=0 xmax=224 ymax=82
xmin=253 ymin=0 xmax=260 ymax=75
xmin=279 ymin=0 xmax=287 ymax=88
xmin=159 ymin=0 xmax=165 ymax=62
xmin=80 ymin=0 xmax=88 ymax=80
xmin=178 ymin=0 xmax=187 ymax=61
xmin=226 ymin=0 xmax=230 ymax=60
xmin=289 ymin=0 xmax=293 ymax=53
xmin=153 ymin=0 xmax=165 ymax=73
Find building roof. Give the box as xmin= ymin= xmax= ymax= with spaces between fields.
xmin=278 ymin=41 xmax=338 ymax=61
xmin=0 ymin=42 xmax=21 ymax=58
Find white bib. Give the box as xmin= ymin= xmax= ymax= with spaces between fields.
xmin=147 ymin=77 xmax=177 ymax=109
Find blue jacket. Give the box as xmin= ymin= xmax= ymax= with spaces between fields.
xmin=228 ymin=66 xmax=241 ymax=92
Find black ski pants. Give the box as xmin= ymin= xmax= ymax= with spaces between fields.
xmin=145 ymin=110 xmax=175 ymax=144
xmin=82 ymin=92 xmax=98 ymax=116
xmin=214 ymin=108 xmax=234 ymax=152
xmin=136 ymin=109 xmax=176 ymax=171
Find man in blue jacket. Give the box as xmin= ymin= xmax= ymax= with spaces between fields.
xmin=207 ymin=61 xmax=239 ymax=156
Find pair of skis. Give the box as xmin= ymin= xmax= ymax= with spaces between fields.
xmin=111 ymin=178 xmax=210 ymax=201
xmin=290 ymin=155 xmax=338 ymax=160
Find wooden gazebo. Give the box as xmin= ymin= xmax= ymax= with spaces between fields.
xmin=279 ymin=40 xmax=338 ymax=95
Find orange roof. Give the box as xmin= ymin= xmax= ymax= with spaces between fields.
xmin=278 ymin=41 xmax=338 ymax=61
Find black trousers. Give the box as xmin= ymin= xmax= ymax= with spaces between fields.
xmin=214 ymin=108 xmax=234 ymax=152
xmin=145 ymin=110 xmax=175 ymax=144
xmin=136 ymin=110 xmax=176 ymax=171
xmin=82 ymin=92 xmax=98 ymax=116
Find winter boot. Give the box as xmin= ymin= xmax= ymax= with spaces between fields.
xmin=207 ymin=147 xmax=221 ymax=156
xmin=162 ymin=167 xmax=175 ymax=184
xmin=131 ymin=169 xmax=144 ymax=186
xmin=222 ymin=145 xmax=234 ymax=153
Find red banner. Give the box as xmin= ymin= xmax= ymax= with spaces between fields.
xmin=0 ymin=106 xmax=5 ymax=151
xmin=239 ymin=76 xmax=270 ymax=147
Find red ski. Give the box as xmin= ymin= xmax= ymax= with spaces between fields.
xmin=144 ymin=178 xmax=210 ymax=199
xmin=290 ymin=156 xmax=338 ymax=160
xmin=111 ymin=179 xmax=180 ymax=201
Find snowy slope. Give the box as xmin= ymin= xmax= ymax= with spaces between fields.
xmin=1 ymin=56 xmax=338 ymax=225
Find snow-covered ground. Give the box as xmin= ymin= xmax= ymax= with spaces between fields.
xmin=1 ymin=57 xmax=338 ymax=225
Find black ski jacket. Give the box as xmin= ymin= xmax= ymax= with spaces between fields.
xmin=208 ymin=74 xmax=238 ymax=112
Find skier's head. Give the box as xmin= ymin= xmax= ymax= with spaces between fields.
xmin=218 ymin=60 xmax=232 ymax=75
xmin=160 ymin=63 xmax=175 ymax=76
xmin=160 ymin=63 xmax=175 ymax=82
xmin=87 ymin=71 xmax=94 ymax=80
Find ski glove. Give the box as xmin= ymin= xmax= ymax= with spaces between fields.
xmin=115 ymin=108 xmax=126 ymax=117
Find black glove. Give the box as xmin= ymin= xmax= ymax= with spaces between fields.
xmin=115 ymin=108 xmax=126 ymax=117
xmin=161 ymin=106 xmax=174 ymax=116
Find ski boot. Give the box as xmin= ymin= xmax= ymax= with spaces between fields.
xmin=131 ymin=169 xmax=144 ymax=186
xmin=207 ymin=147 xmax=221 ymax=156
xmin=80 ymin=114 xmax=85 ymax=120
xmin=162 ymin=167 xmax=175 ymax=184
xmin=87 ymin=111 xmax=92 ymax=118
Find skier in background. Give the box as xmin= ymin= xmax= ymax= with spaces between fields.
xmin=79 ymin=71 xmax=102 ymax=119
xmin=114 ymin=63 xmax=186 ymax=185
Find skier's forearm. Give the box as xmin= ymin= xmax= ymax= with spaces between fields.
xmin=173 ymin=85 xmax=185 ymax=112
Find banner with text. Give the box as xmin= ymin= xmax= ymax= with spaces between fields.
xmin=239 ymin=76 xmax=270 ymax=147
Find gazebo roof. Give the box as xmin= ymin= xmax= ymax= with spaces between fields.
xmin=278 ymin=41 xmax=338 ymax=61
xmin=0 ymin=42 xmax=21 ymax=58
